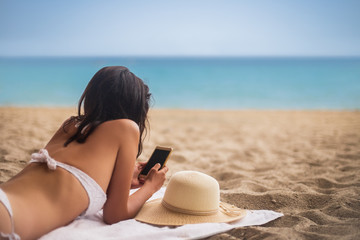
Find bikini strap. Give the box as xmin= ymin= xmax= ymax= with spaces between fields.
xmin=29 ymin=149 xmax=57 ymax=170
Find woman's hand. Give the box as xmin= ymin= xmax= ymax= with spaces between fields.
xmin=143 ymin=163 xmax=169 ymax=193
xmin=130 ymin=161 xmax=147 ymax=189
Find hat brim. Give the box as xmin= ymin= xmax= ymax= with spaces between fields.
xmin=135 ymin=198 xmax=247 ymax=226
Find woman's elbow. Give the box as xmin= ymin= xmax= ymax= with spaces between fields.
xmin=104 ymin=215 xmax=124 ymax=225
xmin=103 ymin=215 xmax=117 ymax=225
xmin=103 ymin=211 xmax=133 ymax=225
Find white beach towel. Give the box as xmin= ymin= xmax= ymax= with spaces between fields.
xmin=40 ymin=188 xmax=283 ymax=240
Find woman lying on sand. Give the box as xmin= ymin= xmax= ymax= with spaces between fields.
xmin=0 ymin=66 xmax=168 ymax=240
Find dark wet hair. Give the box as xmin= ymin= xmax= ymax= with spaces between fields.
xmin=64 ymin=66 xmax=151 ymax=157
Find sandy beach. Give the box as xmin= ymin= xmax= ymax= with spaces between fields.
xmin=0 ymin=107 xmax=359 ymax=239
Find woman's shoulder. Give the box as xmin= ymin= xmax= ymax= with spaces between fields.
xmin=98 ymin=119 xmax=140 ymax=137
xmin=101 ymin=119 xmax=139 ymax=129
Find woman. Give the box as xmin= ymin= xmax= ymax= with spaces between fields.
xmin=0 ymin=66 xmax=168 ymax=240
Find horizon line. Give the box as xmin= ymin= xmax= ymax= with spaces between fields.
xmin=1 ymin=55 xmax=360 ymax=59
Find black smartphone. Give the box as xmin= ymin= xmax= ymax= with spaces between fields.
xmin=138 ymin=146 xmax=172 ymax=179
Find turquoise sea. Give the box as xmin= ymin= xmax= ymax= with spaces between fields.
xmin=0 ymin=57 xmax=359 ymax=110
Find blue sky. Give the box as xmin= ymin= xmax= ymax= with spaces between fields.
xmin=0 ymin=0 xmax=359 ymax=57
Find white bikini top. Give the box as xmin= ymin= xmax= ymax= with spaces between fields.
xmin=29 ymin=149 xmax=107 ymax=216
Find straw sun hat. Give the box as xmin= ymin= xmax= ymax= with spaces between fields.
xmin=135 ymin=171 xmax=246 ymax=226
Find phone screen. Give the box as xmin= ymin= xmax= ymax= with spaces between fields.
xmin=139 ymin=147 xmax=172 ymax=176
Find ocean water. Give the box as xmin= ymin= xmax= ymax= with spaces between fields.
xmin=0 ymin=57 xmax=359 ymax=110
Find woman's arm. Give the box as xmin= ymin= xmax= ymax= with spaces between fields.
xmin=102 ymin=120 xmax=168 ymax=224
xmin=126 ymin=163 xmax=168 ymax=217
